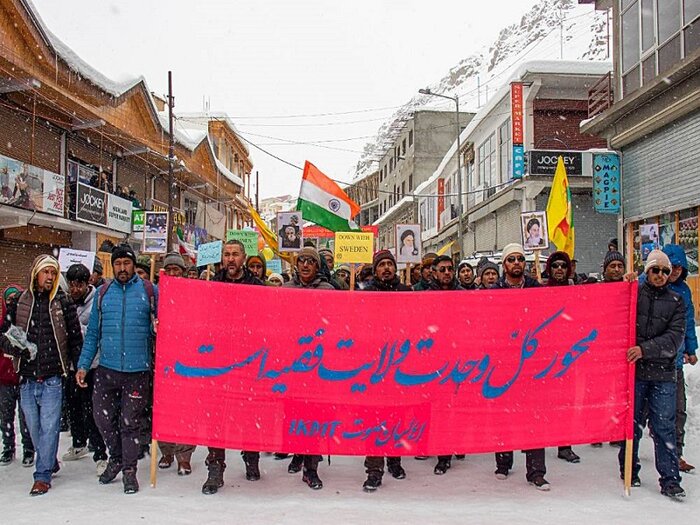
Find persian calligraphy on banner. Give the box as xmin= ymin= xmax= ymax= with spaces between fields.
xmin=152 ymin=280 xmax=637 ymax=456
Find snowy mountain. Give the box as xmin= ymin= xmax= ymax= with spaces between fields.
xmin=353 ymin=0 xmax=609 ymax=180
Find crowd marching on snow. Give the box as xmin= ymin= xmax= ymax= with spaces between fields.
xmin=0 ymin=237 xmax=696 ymax=500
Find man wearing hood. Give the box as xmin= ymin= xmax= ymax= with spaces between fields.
xmin=1 ymin=255 xmax=83 ymax=495
xmin=544 ymin=252 xmax=581 ymax=464
xmin=283 ymin=247 xmax=332 ymax=490
xmin=620 ymin=249 xmax=686 ymax=498
xmin=457 ymin=260 xmax=477 ymax=289
xmin=491 ymin=244 xmax=550 ymax=490
xmin=361 ymin=250 xmax=410 ymax=491
xmin=662 ymin=244 xmax=698 ymax=473
xmin=204 ymin=239 xmax=264 ymax=494
xmin=63 ymin=264 xmax=107 ymax=475
xmin=246 ymin=253 xmax=267 ymax=282
xmin=77 ymin=244 xmax=157 ymax=495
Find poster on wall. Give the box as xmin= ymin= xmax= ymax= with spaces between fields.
xmin=640 ymin=223 xmax=659 ymax=261
xmin=520 ymin=211 xmax=549 ymax=250
xmin=592 ymin=153 xmax=621 ymax=214
xmin=511 ymin=82 xmax=524 ymax=179
xmin=395 ymin=224 xmax=422 ymax=264
xmin=143 ymin=211 xmax=169 ymax=254
xmin=277 ymin=211 xmax=303 ymax=252
xmin=0 ymin=153 xmax=65 ymax=216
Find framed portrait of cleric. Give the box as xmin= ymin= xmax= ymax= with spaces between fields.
xmin=277 ymin=211 xmax=303 ymax=252
xmin=395 ymin=224 xmax=422 ymax=264
xmin=520 ymin=211 xmax=549 ymax=251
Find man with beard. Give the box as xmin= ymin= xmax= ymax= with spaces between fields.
xmin=203 ymin=239 xmax=265 ymax=494
xmin=602 ymin=251 xmax=625 ymax=283
xmin=457 ymin=260 xmax=477 ymax=289
xmin=77 ymin=244 xmax=156 ymax=495
xmin=1 ymin=255 xmax=82 ymax=495
xmin=246 ymin=253 xmax=267 ymax=282
xmin=543 ymin=252 xmax=581 ymax=464
xmin=491 ymin=243 xmax=550 ymax=490
xmin=412 ymin=253 xmax=437 ymax=291
xmin=283 ymin=247 xmax=333 ymax=490
xmin=361 ymin=250 xmax=411 ymax=491
xmin=418 ymin=255 xmax=462 ymax=474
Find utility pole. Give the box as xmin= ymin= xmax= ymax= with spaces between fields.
xmin=255 ymin=170 xmax=259 ymax=212
xmin=167 ymin=71 xmax=175 ymax=251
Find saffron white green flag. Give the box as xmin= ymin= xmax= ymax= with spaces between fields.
xmin=297 ymin=161 xmax=360 ymax=232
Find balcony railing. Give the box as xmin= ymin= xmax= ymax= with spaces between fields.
xmin=588 ymin=72 xmax=613 ymax=119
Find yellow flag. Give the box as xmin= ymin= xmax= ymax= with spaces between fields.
xmin=436 ymin=241 xmax=454 ymax=256
xmin=248 ymin=206 xmax=294 ymax=263
xmin=546 ymin=156 xmax=574 ymax=258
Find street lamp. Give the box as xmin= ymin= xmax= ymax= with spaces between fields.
xmin=418 ymin=88 xmax=463 ymax=256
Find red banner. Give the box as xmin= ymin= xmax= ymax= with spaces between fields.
xmin=153 ymin=279 xmax=636 ymax=456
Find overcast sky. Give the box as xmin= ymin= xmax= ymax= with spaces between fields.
xmin=32 ymin=0 xmax=541 ymax=199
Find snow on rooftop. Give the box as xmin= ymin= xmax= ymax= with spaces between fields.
xmin=372 ymin=195 xmax=414 ymax=227
xmin=215 ymin=157 xmax=244 ymax=188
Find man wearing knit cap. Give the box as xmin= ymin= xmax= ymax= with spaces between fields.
xmin=619 ymin=249 xmax=687 ymax=498
xmin=77 ymin=243 xmax=157 ymax=495
xmin=491 ymin=243 xmax=550 ymax=489
xmin=360 ymin=249 xmax=411 ymax=491
xmin=162 ymin=252 xmax=186 ymax=278
xmin=90 ymin=258 xmax=106 ymax=288
xmin=246 ymin=253 xmax=267 ymax=281
xmin=457 ymin=260 xmax=476 ymax=289
xmin=477 ymin=260 xmax=500 ymax=289
xmin=283 ymin=246 xmax=332 ymax=491
xmin=603 ymin=251 xmax=625 ymax=283
xmin=1 ymin=255 xmax=83 ymax=495
xmin=205 ymin=239 xmax=264 ymax=494
xmin=412 ymin=252 xmax=437 ymax=291
xmin=134 ymin=256 xmax=151 ymax=281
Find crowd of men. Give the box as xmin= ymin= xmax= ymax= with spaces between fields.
xmin=0 ymin=237 xmax=696 ymax=499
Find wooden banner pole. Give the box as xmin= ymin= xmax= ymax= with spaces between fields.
xmin=150 ymin=439 xmax=158 ymax=488
xmin=349 ymin=263 xmax=356 ymax=291
xmin=206 ymin=264 xmax=211 ymax=281
xmin=149 ymin=254 xmax=156 ymax=282
xmin=534 ymin=250 xmax=542 ymax=281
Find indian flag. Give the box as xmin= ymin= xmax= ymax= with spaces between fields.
xmin=297 ymin=161 xmax=360 ymax=232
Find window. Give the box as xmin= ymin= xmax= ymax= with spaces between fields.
xmin=477 ymin=133 xmax=497 ymax=188
xmin=408 ymin=129 xmax=414 ymax=147
xmin=408 ymin=173 xmax=413 ymax=191
xmin=498 ymin=119 xmax=512 ymax=184
xmin=184 ymin=196 xmax=198 ymax=225
xmin=401 ymin=181 xmax=405 ymax=196
xmin=402 ymin=138 xmax=406 ymax=156
xmin=620 ymin=0 xmax=700 ymax=95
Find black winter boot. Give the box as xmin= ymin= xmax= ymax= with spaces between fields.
xmin=363 ymin=472 xmax=382 ymax=492
xmin=122 ymin=468 xmax=139 ymax=494
xmin=302 ymin=469 xmax=323 ymax=490
xmin=98 ymin=458 xmax=122 ymax=484
xmin=0 ymin=449 xmax=14 ymax=466
xmin=288 ymin=454 xmax=303 ymax=473
xmin=202 ymin=462 xmax=225 ymax=495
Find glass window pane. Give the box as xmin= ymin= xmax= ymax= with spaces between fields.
xmin=658 ymin=0 xmax=681 ymax=43
xmin=623 ymin=65 xmax=641 ymax=95
xmin=685 ymin=18 xmax=700 ymax=55
xmin=642 ymin=54 xmax=657 ymax=84
xmin=622 ymin=2 xmax=641 ymax=71
xmin=685 ymin=0 xmax=700 ymax=23
xmin=642 ymin=0 xmax=655 ymax=51
xmin=658 ymin=34 xmax=681 ymax=73
xmin=623 ymin=0 xmax=636 ymax=9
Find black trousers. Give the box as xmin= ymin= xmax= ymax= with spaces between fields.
xmin=65 ymin=369 xmax=106 ymax=460
xmin=92 ymin=367 xmax=150 ymax=471
xmin=364 ymin=455 xmax=401 ymax=475
xmin=0 ymin=383 xmax=33 ymax=453
xmin=495 ymin=449 xmax=546 ymax=481
xmin=206 ymin=448 xmax=260 ymax=470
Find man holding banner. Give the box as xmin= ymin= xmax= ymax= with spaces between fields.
xmin=491 ymin=243 xmax=550 ymax=490
xmin=620 ymin=249 xmax=687 ymax=499
xmin=361 ymin=250 xmax=411 ymax=491
xmin=204 ymin=239 xmax=265 ymax=495
xmin=282 ymin=246 xmax=333 ymax=490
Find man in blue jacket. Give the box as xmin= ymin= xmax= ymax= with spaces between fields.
xmin=76 ymin=244 xmax=157 ymax=495
xmin=662 ymin=244 xmax=698 ymax=473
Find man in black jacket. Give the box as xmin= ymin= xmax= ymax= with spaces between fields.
xmin=362 ymin=250 xmax=411 ymax=492
xmin=0 ymin=254 xmax=83 ymax=496
xmin=619 ymin=249 xmax=687 ymax=498
xmin=490 ymin=243 xmax=549 ymax=490
xmin=203 ymin=239 xmax=264 ymax=495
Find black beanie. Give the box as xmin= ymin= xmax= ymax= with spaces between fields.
xmin=111 ymin=244 xmax=136 ymax=266
xmin=603 ymin=250 xmax=625 ymax=271
xmin=372 ymin=250 xmax=396 ymax=274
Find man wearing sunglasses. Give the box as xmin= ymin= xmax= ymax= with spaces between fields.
xmin=203 ymin=240 xmax=265 ymax=495
xmin=620 ymin=249 xmax=687 ymax=498
xmin=490 ymin=243 xmax=549 ymax=490
xmin=282 ymin=246 xmax=333 ymax=490
xmin=543 ymin=251 xmax=582 ymax=465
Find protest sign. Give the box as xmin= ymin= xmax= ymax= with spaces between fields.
xmin=226 ymin=230 xmax=259 ymax=256
xmin=196 ymin=240 xmax=222 ymax=267
xmin=153 ymin=280 xmax=637 ymax=456
xmin=58 ymin=248 xmax=95 ymax=273
xmin=143 ymin=211 xmax=168 ymax=254
xmin=333 ymin=232 xmax=373 ymax=264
